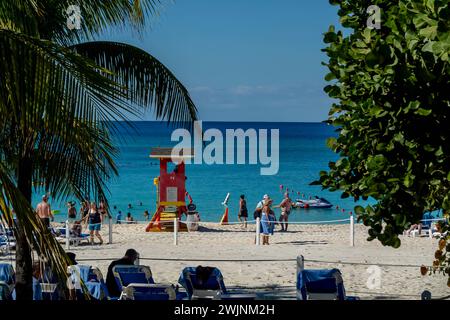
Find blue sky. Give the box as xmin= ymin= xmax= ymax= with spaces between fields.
xmin=101 ymin=0 xmax=340 ymax=122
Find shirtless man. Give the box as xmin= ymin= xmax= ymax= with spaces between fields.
xmin=275 ymin=193 xmax=292 ymax=232
xmin=36 ymin=195 xmax=54 ymax=228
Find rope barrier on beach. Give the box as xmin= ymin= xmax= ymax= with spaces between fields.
xmin=108 ymin=217 xmax=352 ymax=225
xmin=71 ymin=256 xmax=427 ymax=268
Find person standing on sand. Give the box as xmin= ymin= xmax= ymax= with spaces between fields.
xmin=275 ymin=192 xmax=292 ymax=232
xmin=254 ymin=194 xmax=270 ymax=244
xmin=261 ymin=201 xmax=275 ymax=245
xmin=67 ymin=201 xmax=77 ymax=221
xmin=36 ymin=195 xmax=54 ymax=228
xmin=116 ymin=211 xmax=122 ymax=224
xmin=80 ymin=200 xmax=89 ymax=220
xmin=99 ymin=200 xmax=111 ymax=219
xmin=238 ymin=195 xmax=248 ymax=228
xmin=82 ymin=202 xmax=103 ymax=245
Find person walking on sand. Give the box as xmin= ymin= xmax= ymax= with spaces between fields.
xmin=238 ymin=195 xmax=248 ymax=228
xmin=82 ymin=202 xmax=103 ymax=245
xmin=275 ymin=192 xmax=292 ymax=232
xmin=36 ymin=194 xmax=54 ymax=228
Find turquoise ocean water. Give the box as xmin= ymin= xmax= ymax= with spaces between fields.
xmin=33 ymin=122 xmax=373 ymax=223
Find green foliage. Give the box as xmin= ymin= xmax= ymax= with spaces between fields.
xmin=0 ymin=0 xmax=197 ymax=299
xmin=314 ymin=0 xmax=450 ymax=248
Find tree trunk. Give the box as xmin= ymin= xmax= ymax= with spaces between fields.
xmin=14 ymin=157 xmax=33 ymax=300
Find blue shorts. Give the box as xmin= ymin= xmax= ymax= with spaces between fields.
xmin=88 ymin=223 xmax=101 ymax=231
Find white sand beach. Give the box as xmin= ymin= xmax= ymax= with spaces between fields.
xmin=52 ymin=222 xmax=449 ymax=300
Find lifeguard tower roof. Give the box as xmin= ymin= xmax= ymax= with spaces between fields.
xmin=149 ymin=147 xmax=194 ymax=159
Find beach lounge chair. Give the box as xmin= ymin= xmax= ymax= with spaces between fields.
xmin=112 ymin=265 xmax=154 ymax=295
xmin=296 ymin=255 xmax=358 ymax=300
xmin=120 ymin=283 xmax=177 ymax=300
xmin=0 ymin=263 xmax=15 ymax=300
xmin=54 ymin=227 xmax=90 ymax=246
xmin=68 ymin=264 xmax=109 ymax=300
xmin=0 ymin=225 xmax=15 ymax=254
xmin=178 ymin=266 xmax=227 ymax=300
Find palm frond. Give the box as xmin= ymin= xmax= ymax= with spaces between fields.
xmin=33 ymin=0 xmax=164 ymax=45
xmin=0 ymin=162 xmax=72 ymax=296
xmin=72 ymin=41 xmax=198 ymax=127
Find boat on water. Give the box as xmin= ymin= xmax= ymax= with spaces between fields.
xmin=294 ymin=197 xmax=333 ymax=209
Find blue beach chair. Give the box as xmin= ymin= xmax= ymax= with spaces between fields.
xmin=120 ymin=283 xmax=177 ymax=300
xmin=296 ymin=255 xmax=358 ymax=300
xmin=112 ymin=265 xmax=154 ymax=294
xmin=0 ymin=263 xmax=15 ymax=300
xmin=55 ymin=227 xmax=90 ymax=246
xmin=178 ymin=266 xmax=227 ymax=300
xmin=68 ymin=264 xmax=109 ymax=300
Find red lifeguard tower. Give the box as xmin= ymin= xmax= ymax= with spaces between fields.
xmin=145 ymin=147 xmax=193 ymax=232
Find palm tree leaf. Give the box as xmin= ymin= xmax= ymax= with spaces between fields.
xmin=0 ymin=162 xmax=74 ymax=297
xmin=72 ymin=41 xmax=198 ymax=127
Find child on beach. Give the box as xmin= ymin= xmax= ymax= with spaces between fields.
xmin=116 ymin=211 xmax=122 ymax=224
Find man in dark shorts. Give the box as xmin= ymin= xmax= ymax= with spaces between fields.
xmin=36 ymin=195 xmax=54 ymax=228
xmin=238 ymin=194 xmax=248 ymax=228
xmin=276 ymin=193 xmax=292 ymax=232
xmin=105 ymin=249 xmax=140 ymax=298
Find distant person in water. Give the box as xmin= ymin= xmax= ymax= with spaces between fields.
xmin=128 ymin=203 xmax=132 ymax=209
xmin=126 ymin=212 xmax=135 ymax=223
xmin=238 ymin=195 xmax=248 ymax=228
xmin=36 ymin=194 xmax=54 ymax=228
xmin=139 ymin=202 xmax=143 ymax=206
xmin=143 ymin=210 xmax=149 ymax=221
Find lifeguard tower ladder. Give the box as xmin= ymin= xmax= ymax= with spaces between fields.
xmin=145 ymin=147 xmax=193 ymax=232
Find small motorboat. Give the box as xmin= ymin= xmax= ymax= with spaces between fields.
xmin=294 ymin=197 xmax=333 ymax=209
